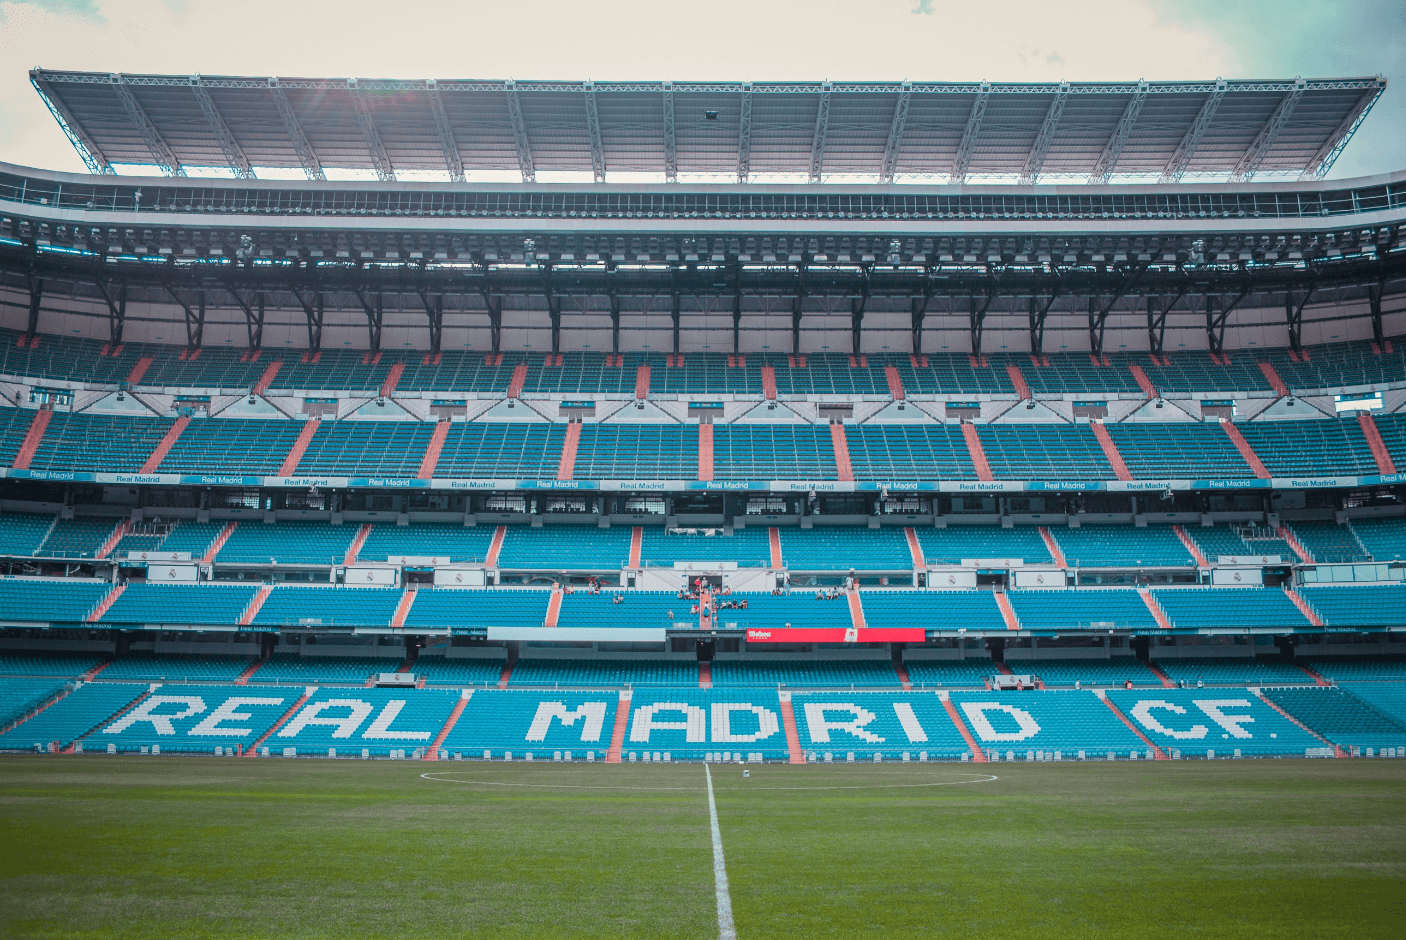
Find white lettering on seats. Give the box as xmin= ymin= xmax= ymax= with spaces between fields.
xmin=892 ymin=702 xmax=928 ymax=743
xmin=189 ymin=697 xmax=285 ymax=738
xmin=1194 ymin=699 xmax=1256 ymax=739
xmin=527 ymin=701 xmax=609 ymax=742
xmin=1129 ymin=700 xmax=1208 ymax=740
xmin=629 ymin=703 xmax=707 ymax=743
xmin=104 ymin=696 xmax=205 ymax=735
xmin=802 ymin=703 xmax=884 ymax=744
xmin=959 ymin=702 xmax=1040 ymax=742
xmin=710 ymin=703 xmax=780 ymax=743
xmin=361 ymin=700 xmax=432 ymax=741
xmin=278 ymin=699 xmax=374 ymax=739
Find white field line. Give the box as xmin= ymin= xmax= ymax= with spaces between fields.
xmin=704 ymin=763 xmax=737 ymax=940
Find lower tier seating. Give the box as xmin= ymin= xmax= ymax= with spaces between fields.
xmin=0 ymin=676 xmax=68 ymax=728
xmin=272 ymin=687 xmax=460 ymax=757
xmin=949 ymin=690 xmax=1147 ymax=758
xmin=440 ymin=689 xmax=621 ymax=759
xmin=0 ymin=652 xmax=104 ymax=677
xmin=1153 ymin=657 xmax=1311 ymax=686
xmin=82 ymin=684 xmax=296 ymax=755
xmin=508 ymin=659 xmax=698 ymax=687
xmin=1008 ymin=658 xmax=1160 ymax=687
xmin=901 ymin=659 xmax=996 ymax=687
xmin=0 ymin=682 xmax=145 ymax=750
xmin=1260 ymin=687 xmax=1406 ymax=749
xmin=1338 ymin=682 xmax=1406 ymax=728
xmin=622 ymin=689 xmax=789 ymax=762
xmin=99 ymin=654 xmax=255 ymax=682
xmin=792 ymin=692 xmax=971 ymax=760
xmin=1105 ymin=688 xmax=1320 ymax=756
xmin=709 ymin=660 xmax=899 ymax=688
xmin=248 ymin=654 xmax=406 ymax=684
xmin=414 ymin=655 xmax=506 ymax=687
xmin=1301 ymin=656 xmax=1406 ymax=682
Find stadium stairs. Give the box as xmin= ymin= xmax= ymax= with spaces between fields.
xmin=422 ymin=690 xmax=471 ymax=761
xmin=1097 ymin=692 xmax=1168 ymax=759
xmin=777 ymin=691 xmax=806 ymax=764
xmin=606 ymin=689 xmax=632 ymax=763
xmin=64 ymin=686 xmax=153 ymax=754
xmin=1253 ymin=690 xmax=1346 ymax=758
xmin=938 ymin=692 xmax=988 ymax=763
xmin=244 ymin=689 xmax=314 ymax=757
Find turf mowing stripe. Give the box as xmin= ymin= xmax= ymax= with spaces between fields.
xmin=704 ymin=764 xmax=737 ymax=940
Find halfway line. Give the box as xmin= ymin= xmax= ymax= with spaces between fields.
xmin=704 ymin=764 xmax=737 ymax=940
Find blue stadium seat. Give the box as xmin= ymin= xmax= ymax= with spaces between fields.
xmin=440 ymin=689 xmax=619 ymax=759
xmin=1105 ymin=688 xmax=1319 ymax=755
xmin=82 ymin=684 xmax=295 ymax=754
xmin=0 ymin=682 xmax=146 ymax=751
xmin=792 ymin=692 xmax=970 ymax=760
xmin=948 ymin=689 xmax=1147 ymax=759
xmin=272 ymin=687 xmax=460 ymax=757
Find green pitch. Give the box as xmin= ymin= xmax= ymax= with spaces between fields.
xmin=0 ymin=756 xmax=1403 ymax=938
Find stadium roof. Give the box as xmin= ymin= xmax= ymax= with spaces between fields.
xmin=30 ymin=71 xmax=1385 ymax=186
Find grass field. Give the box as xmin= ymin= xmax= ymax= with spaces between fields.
xmin=1 ymin=756 xmax=1403 ymax=939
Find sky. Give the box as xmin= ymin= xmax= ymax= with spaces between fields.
xmin=0 ymin=0 xmax=1402 ymax=181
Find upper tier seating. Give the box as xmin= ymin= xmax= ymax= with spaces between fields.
xmin=1298 ymin=584 xmax=1406 ymax=627
xmin=862 ymin=590 xmax=1007 ymax=633
xmin=497 ymin=526 xmax=633 ymax=570
xmin=711 ymin=426 xmax=836 ymax=480
xmin=1007 ymin=588 xmax=1158 ymax=631
xmin=268 ymin=350 xmax=389 ymax=393
xmin=157 ymin=521 xmax=226 ymax=559
xmin=0 ymin=577 xmax=111 ymax=622
xmin=0 ymin=512 xmax=56 ymax=556
xmin=399 ymin=588 xmax=551 ymax=632
xmin=398 ymin=353 xmax=522 ymax=394
xmin=433 ymin=424 xmax=565 ymax=478
xmin=250 ymin=654 xmax=405 ymax=684
xmin=1010 ymin=658 xmax=1159 ymax=687
xmin=890 ymin=355 xmax=1014 ymax=395
xmin=0 ymin=329 xmax=148 ymax=385
xmin=1338 ymin=682 xmax=1406 ymax=728
xmin=1302 ymin=657 xmax=1406 ymax=682
xmin=0 ymin=676 xmax=68 ymax=728
xmin=81 ymin=684 xmax=296 ymax=755
xmin=414 ymin=655 xmax=506 ymax=687
xmin=0 ymin=682 xmax=145 ymax=750
xmin=1019 ymin=354 xmax=1141 ymax=396
xmin=99 ymin=654 xmax=255 ymax=682
xmin=791 ymin=691 xmax=971 ymax=759
xmin=623 ymin=688 xmax=789 ymax=761
xmin=1285 ymin=522 xmax=1368 ymax=563
xmin=0 ymin=405 xmax=34 ymax=465
xmin=27 ymin=412 xmax=173 ymax=473
xmin=1237 ymin=419 xmax=1380 ymax=476
xmin=216 ymin=522 xmax=356 ymax=566
xmin=0 ymin=652 xmax=103 ymax=677
xmin=157 ymin=418 xmax=304 ymax=475
xmin=111 ymin=532 xmax=166 ymax=556
xmin=508 ymin=658 xmax=698 ymax=687
xmin=948 ymin=689 xmax=1147 ymax=757
xmin=1349 ymin=518 xmax=1406 ymax=562
xmin=716 ymin=592 xmax=854 ymax=632
xmin=357 ymin=522 xmax=497 ymax=563
xmin=1050 ymin=524 xmax=1194 ymax=568
xmin=293 ymin=421 xmax=436 ymax=477
xmin=1153 ymin=657 xmax=1310 ymax=685
xmin=556 ymin=591 xmax=691 ymax=630
xmin=440 ymin=689 xmax=621 ymax=759
xmin=638 ymin=527 xmax=771 ymax=568
xmin=768 ymin=354 xmax=885 ymax=396
xmin=272 ymin=687 xmax=460 ymax=757
xmin=35 ymin=517 xmax=118 ymax=558
xmin=1105 ymin=688 xmax=1320 ymax=756
xmin=1151 ymin=588 xmax=1311 ymax=630
xmin=647 ymin=354 xmax=762 ymax=396
xmin=845 ymin=425 xmax=977 ymax=480
xmin=1260 ymin=687 xmax=1406 ymax=749
xmin=572 ymin=425 xmax=698 ymax=479
xmin=102 ymin=583 xmax=259 ymax=626
xmin=1137 ymin=353 xmax=1271 ymax=394
xmin=900 ymin=658 xmax=995 ymax=687
xmin=1107 ymin=423 xmax=1253 ymax=478
xmin=251 ymin=587 xmax=404 ymax=630
xmin=915 ymin=525 xmax=1053 ymax=566
xmin=1186 ymin=525 xmax=1296 ymax=563
xmin=977 ymin=425 xmax=1114 ymax=479
xmin=1374 ymin=412 xmax=1406 ymax=469
xmin=710 ymin=660 xmax=898 ymax=688
xmin=1268 ymin=340 xmax=1406 ymax=391
xmin=780 ymin=526 xmax=912 ymax=570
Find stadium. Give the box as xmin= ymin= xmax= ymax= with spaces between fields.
xmin=1 ymin=56 xmax=1404 ymax=938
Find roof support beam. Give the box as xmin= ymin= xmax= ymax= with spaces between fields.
xmin=1232 ymin=78 xmax=1306 ymax=182
xmin=610 ymin=289 xmax=621 ymax=354
xmin=736 ymin=82 xmax=753 ymax=184
xmin=851 ymin=271 xmax=871 ymax=356
xmin=671 ymin=291 xmax=682 ymax=354
xmin=791 ymin=294 xmax=805 ymax=356
xmin=290 ymin=287 xmax=323 ymax=352
xmin=1029 ymin=283 xmax=1063 ymax=358
xmin=223 ymin=286 xmax=263 ymax=351
xmin=809 ymin=81 xmax=832 ymax=183
xmin=584 ymin=81 xmax=606 ymax=183
xmin=1206 ymin=285 xmax=1249 ymax=356
xmin=162 ymin=283 xmax=205 ymax=350
xmin=970 ymin=289 xmax=997 ymax=359
xmin=504 ymin=80 xmax=536 ymax=183
xmin=879 ymin=81 xmax=911 ymax=184
xmin=1147 ymin=284 xmax=1189 ymax=358
xmin=542 ymin=270 xmax=562 ymax=355
xmin=477 ymin=286 xmax=503 ymax=355
xmin=352 ymin=286 xmax=383 ymax=354
xmin=1301 ymin=79 xmax=1385 ymax=180
xmin=94 ymin=278 xmax=126 ymax=345
xmin=190 ymin=77 xmax=253 ymax=178
xmin=1087 ymin=265 xmax=1146 ymax=358
xmin=911 ymin=289 xmax=930 ymax=356
xmin=1160 ymin=79 xmax=1227 ymax=183
xmin=425 ymin=80 xmax=464 ymax=183
xmin=1286 ymin=282 xmax=1315 ymax=353
xmin=418 ymin=288 xmax=444 ymax=353
xmin=348 ymin=80 xmax=396 ymax=182
xmin=1368 ymin=278 xmax=1385 ymax=346
xmin=1020 ymin=82 xmax=1069 ymax=185
xmin=268 ymin=79 xmax=325 ymax=180
xmin=25 ymin=270 xmax=42 ymax=341
xmin=1089 ymin=80 xmax=1147 ymax=184
xmin=950 ymin=82 xmax=990 ymax=183
xmin=662 ymin=81 xmax=677 ymax=183
xmin=109 ymin=74 xmax=185 ymax=176
xmin=30 ymin=73 xmax=113 ymax=174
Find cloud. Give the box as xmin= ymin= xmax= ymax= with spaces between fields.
xmin=911 ymin=0 xmax=933 ymax=13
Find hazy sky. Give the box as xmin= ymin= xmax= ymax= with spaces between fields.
xmin=0 ymin=0 xmax=1402 ymax=181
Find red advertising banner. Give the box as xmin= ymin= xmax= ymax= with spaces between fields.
xmin=745 ymin=628 xmax=926 ymax=644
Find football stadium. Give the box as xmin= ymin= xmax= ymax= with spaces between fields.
xmin=1 ymin=33 xmax=1406 ymax=939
